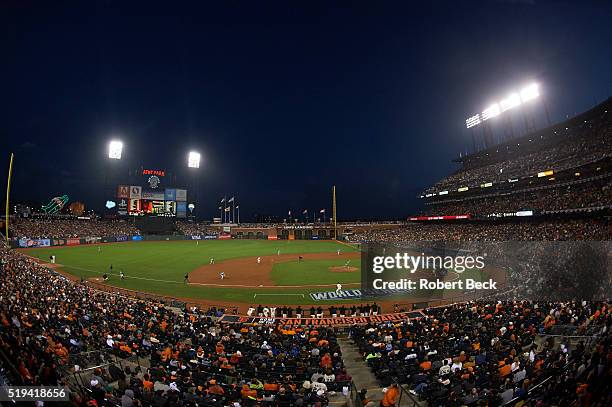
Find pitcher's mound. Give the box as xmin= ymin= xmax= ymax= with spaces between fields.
xmin=329 ymin=266 xmax=358 ymax=273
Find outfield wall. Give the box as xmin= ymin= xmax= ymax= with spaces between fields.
xmin=10 ymin=223 xmax=400 ymax=248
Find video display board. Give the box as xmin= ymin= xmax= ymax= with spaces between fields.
xmin=117 ymin=184 xmax=187 ymax=217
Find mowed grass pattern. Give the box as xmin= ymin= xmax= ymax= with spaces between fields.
xmin=23 ymin=240 xmax=360 ymax=304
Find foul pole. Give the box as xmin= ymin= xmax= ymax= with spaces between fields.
xmin=5 ymin=153 xmax=14 ymax=241
xmin=332 ymin=185 xmax=337 ymax=240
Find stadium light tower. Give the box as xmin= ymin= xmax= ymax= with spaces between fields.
xmin=465 ymin=82 xmax=540 ymax=129
xmin=108 ymin=140 xmax=123 ymax=160
xmin=187 ymin=151 xmax=201 ymax=168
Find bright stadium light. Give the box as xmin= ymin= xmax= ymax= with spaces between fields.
xmin=108 ymin=140 xmax=123 ymax=159
xmin=520 ymin=83 xmax=539 ymax=102
xmin=466 ymin=114 xmax=481 ymax=129
xmin=481 ymin=103 xmax=501 ymax=121
xmin=499 ymin=92 xmax=522 ymax=112
xmin=188 ymin=151 xmax=201 ymax=168
xmin=465 ymin=83 xmax=543 ymax=128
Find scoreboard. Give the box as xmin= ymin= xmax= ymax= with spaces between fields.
xmin=116 ymin=185 xmax=188 ymax=217
xmin=114 ymin=169 xmax=187 ymax=217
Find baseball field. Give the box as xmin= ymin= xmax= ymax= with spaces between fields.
xmin=22 ymin=240 xmax=363 ymax=305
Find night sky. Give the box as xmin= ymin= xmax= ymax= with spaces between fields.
xmin=1 ymin=1 xmax=611 ymax=220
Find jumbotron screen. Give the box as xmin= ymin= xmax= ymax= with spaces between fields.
xmin=115 ymin=184 xmax=187 ymax=217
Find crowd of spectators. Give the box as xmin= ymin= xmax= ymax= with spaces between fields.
xmin=352 ymin=300 xmax=610 ymax=406
xmin=424 ymin=177 xmax=612 ymax=216
xmin=349 ymin=219 xmax=610 ymax=241
xmin=9 ymin=217 xmax=140 ymax=239
xmin=0 ymin=248 xmax=351 ymax=406
xmin=175 ymin=222 xmax=219 ymax=237
xmin=425 ymin=113 xmax=612 ymax=194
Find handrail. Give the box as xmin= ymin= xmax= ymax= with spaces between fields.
xmin=0 ymin=347 xmax=23 ymax=385
xmin=503 ymin=328 xmax=604 ymax=406
xmin=397 ymin=383 xmax=420 ymax=407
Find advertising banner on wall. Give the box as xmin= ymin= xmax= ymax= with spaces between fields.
xmin=165 ymin=189 xmax=176 ymax=201
xmin=67 ymin=238 xmax=80 ymax=246
xmin=142 ymin=190 xmax=165 ymax=200
xmin=218 ymin=312 xmax=422 ymax=326
xmin=176 ymin=201 xmax=187 ymax=218
xmin=117 ymin=198 xmax=128 ymax=216
xmin=129 ymin=199 xmax=141 ymax=214
xmin=18 ymin=239 xmax=51 ymax=248
xmin=129 ymin=186 xmax=142 ymax=199
xmin=175 ymin=189 xmax=187 ymax=202
xmin=165 ymin=201 xmax=176 ymax=215
xmin=83 ymin=237 xmax=102 ymax=244
xmin=117 ymin=185 xmax=129 ymax=198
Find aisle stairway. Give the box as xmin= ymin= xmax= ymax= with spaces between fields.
xmin=337 ymin=336 xmax=384 ymax=406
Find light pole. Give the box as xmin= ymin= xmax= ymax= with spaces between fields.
xmin=106 ymin=140 xmax=123 ymax=217
xmin=187 ymin=151 xmax=201 ymax=220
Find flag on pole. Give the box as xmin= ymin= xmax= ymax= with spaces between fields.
xmin=302 ymin=209 xmax=308 ymax=214
xmin=228 ymin=197 xmax=234 ymax=203
xmin=218 ymin=206 xmax=222 ymax=210
xmin=288 ymin=210 xmax=291 ymax=216
xmin=320 ymin=209 xmax=325 ymax=213
xmin=220 ymin=197 xmax=226 ymax=203
xmin=224 ymin=207 xmax=230 ymax=212
xmin=236 ymin=205 xmax=239 ymax=209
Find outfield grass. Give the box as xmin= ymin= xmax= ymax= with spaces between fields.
xmin=270 ymin=259 xmax=361 ymax=286
xmin=23 ymin=240 xmax=360 ymax=304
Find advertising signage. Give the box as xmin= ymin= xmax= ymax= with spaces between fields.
xmin=142 ymin=169 xmax=165 ymax=177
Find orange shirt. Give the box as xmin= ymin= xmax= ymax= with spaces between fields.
xmin=263 ymin=383 xmax=279 ymax=391
xmin=161 ymin=347 xmax=172 ymax=362
xmin=499 ymin=364 xmax=512 ymax=377
xmin=420 ymin=361 xmax=432 ymax=371
xmin=382 ymin=387 xmax=399 ymax=407
xmin=320 ymin=354 xmax=333 ymax=368
xmin=143 ymin=380 xmax=154 ymax=392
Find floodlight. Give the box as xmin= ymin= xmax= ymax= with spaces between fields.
xmin=500 ymin=93 xmax=522 ymax=112
xmin=520 ymin=83 xmax=539 ymax=102
xmin=466 ymin=114 xmax=481 ymax=129
xmin=108 ymin=140 xmax=123 ymax=159
xmin=481 ymin=103 xmax=501 ymax=121
xmin=188 ymin=151 xmax=201 ymax=168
